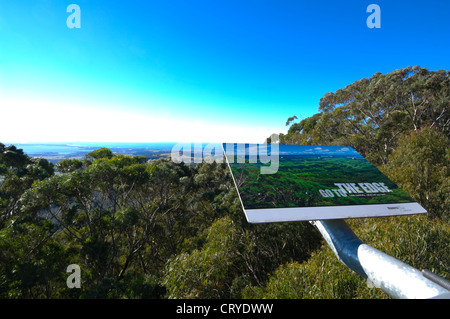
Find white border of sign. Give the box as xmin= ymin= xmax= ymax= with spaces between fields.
xmin=242 ymin=202 xmax=426 ymax=223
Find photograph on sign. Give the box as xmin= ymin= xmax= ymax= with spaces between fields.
xmin=223 ymin=144 xmax=426 ymax=223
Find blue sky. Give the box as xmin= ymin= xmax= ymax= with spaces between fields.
xmin=1 ymin=0 xmax=449 ymax=143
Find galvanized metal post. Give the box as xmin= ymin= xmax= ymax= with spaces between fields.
xmin=310 ymin=219 xmax=450 ymax=299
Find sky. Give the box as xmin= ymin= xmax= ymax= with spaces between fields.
xmin=0 ymin=0 xmax=449 ymax=143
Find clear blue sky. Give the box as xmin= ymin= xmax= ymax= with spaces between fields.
xmin=1 ymin=0 xmax=449 ymax=143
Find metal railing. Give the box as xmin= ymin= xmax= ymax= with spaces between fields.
xmin=310 ymin=219 xmax=450 ymax=299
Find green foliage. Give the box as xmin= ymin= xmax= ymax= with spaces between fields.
xmin=85 ymin=147 xmax=114 ymax=160
xmin=56 ymin=158 xmax=83 ymax=173
xmin=0 ymin=221 xmax=73 ymax=298
xmin=163 ymin=217 xmax=322 ymax=299
xmin=382 ymin=127 xmax=449 ymax=221
xmin=243 ymin=215 xmax=449 ymax=299
xmin=0 ymin=143 xmax=31 ymax=168
xmin=350 ymin=216 xmax=449 ymax=279
xmin=242 ymin=251 xmax=374 ymax=299
xmin=0 ymin=150 xmax=55 ymax=228
xmin=281 ymin=66 xmax=449 ymax=165
xmin=0 ymin=164 xmax=7 ymax=176
xmin=163 ymin=217 xmax=253 ymax=299
xmin=0 ymin=145 xmax=323 ymax=299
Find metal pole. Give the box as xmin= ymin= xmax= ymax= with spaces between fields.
xmin=310 ymin=219 xmax=450 ymax=299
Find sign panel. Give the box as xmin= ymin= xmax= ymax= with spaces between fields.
xmin=223 ymin=143 xmax=426 ymax=223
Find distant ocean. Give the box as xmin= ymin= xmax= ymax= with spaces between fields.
xmin=14 ymin=142 xmax=176 ymax=155
xmin=8 ymin=142 xmax=179 ymax=163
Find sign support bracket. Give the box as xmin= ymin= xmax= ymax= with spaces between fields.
xmin=310 ymin=219 xmax=450 ymax=299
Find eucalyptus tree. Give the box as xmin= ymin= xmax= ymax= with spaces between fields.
xmin=281 ymin=66 xmax=449 ymax=165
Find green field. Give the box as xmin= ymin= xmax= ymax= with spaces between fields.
xmin=229 ymin=154 xmax=414 ymax=209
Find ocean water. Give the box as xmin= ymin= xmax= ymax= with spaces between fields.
xmin=11 ymin=142 xmax=176 ymax=155
xmin=3 ymin=143 xmax=179 ymax=163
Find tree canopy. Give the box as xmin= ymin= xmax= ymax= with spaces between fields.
xmin=0 ymin=148 xmax=321 ymax=298
xmin=280 ymin=66 xmax=449 ymax=165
